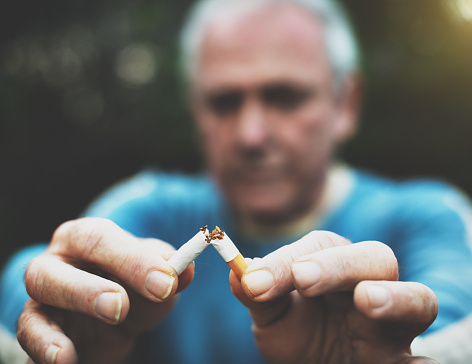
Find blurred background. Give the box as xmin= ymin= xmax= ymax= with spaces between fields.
xmin=1 ymin=0 xmax=472 ymax=267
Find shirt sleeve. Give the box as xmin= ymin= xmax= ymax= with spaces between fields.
xmin=0 ymin=245 xmax=47 ymax=364
xmin=82 ymin=170 xmax=214 ymax=242
xmin=0 ymin=245 xmax=48 ymax=336
xmin=393 ymin=182 xmax=472 ymax=334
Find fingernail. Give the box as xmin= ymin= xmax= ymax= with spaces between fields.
xmin=145 ymin=270 xmax=175 ymax=300
xmin=94 ymin=292 xmax=122 ymax=323
xmin=244 ymin=269 xmax=274 ymax=296
xmin=45 ymin=344 xmax=60 ymax=364
xmin=365 ymin=285 xmax=389 ymax=308
xmin=292 ymin=261 xmax=322 ymax=290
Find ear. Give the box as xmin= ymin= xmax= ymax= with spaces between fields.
xmin=333 ymin=73 xmax=363 ymax=143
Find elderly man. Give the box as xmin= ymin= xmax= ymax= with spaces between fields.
xmin=1 ymin=0 xmax=472 ymax=363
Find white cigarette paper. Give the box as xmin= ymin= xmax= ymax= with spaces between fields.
xmin=211 ymin=234 xmax=240 ymax=262
xmin=168 ymin=229 xmax=209 ymax=275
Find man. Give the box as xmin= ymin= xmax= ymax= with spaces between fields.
xmin=1 ymin=0 xmax=472 ymax=363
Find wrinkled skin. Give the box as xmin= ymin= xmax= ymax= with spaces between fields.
xmin=19 ymin=218 xmax=194 ymax=364
xmin=18 ymin=221 xmax=438 ymax=364
xmin=230 ymin=231 xmax=439 ymax=364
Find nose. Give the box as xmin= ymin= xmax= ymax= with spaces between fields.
xmin=236 ymin=96 xmax=271 ymax=152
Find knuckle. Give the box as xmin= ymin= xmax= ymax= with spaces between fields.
xmin=51 ymin=219 xmax=79 ymax=248
xmin=17 ymin=308 xmax=36 ymax=344
xmin=17 ymin=314 xmax=46 ymax=364
xmin=305 ymin=230 xmax=349 ymax=249
xmin=364 ymin=241 xmax=399 ymax=279
xmin=304 ymin=230 xmax=321 ymax=241
xmin=305 ymin=230 xmax=331 ymax=249
xmin=337 ymin=254 xmax=353 ymax=278
xmin=277 ymin=246 xmax=298 ymax=272
xmin=421 ymin=284 xmax=438 ymax=317
xmin=70 ymin=217 xmax=115 ymax=260
xmin=319 ymin=231 xmax=342 ymax=248
xmin=24 ymin=257 xmax=43 ymax=298
xmin=377 ymin=242 xmax=398 ymax=278
xmin=290 ymin=231 xmax=327 ymax=255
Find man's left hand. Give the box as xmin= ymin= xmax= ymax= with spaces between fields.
xmin=230 ymin=231 xmax=439 ymax=364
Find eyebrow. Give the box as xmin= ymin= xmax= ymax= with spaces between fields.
xmin=200 ymin=81 xmax=316 ymax=97
xmin=260 ymin=82 xmax=315 ymax=97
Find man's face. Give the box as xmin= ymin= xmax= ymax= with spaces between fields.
xmin=192 ymin=5 xmax=357 ymax=225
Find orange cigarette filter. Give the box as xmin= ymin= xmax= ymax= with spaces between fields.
xmin=227 ymin=253 xmax=248 ymax=279
xmin=207 ymin=226 xmax=248 ymax=279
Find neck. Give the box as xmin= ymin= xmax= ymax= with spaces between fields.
xmin=236 ymin=163 xmax=354 ymax=240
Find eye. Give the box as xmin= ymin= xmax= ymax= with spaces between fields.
xmin=205 ymin=91 xmax=243 ymax=116
xmin=261 ymin=85 xmax=312 ymax=111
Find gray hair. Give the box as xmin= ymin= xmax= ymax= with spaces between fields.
xmin=179 ymin=0 xmax=360 ymax=92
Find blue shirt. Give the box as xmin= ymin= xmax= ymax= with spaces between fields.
xmin=2 ymin=169 xmax=472 ymax=363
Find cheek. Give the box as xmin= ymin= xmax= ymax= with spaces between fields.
xmin=283 ymin=112 xmax=334 ymax=157
xmin=198 ymin=119 xmax=233 ymax=167
xmin=280 ymin=112 xmax=337 ymax=186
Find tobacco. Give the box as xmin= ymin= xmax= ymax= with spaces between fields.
xmin=168 ymin=225 xmax=247 ymax=279
xmin=205 ymin=226 xmax=225 ymax=243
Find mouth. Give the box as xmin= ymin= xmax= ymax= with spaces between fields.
xmin=230 ymin=164 xmax=287 ymax=185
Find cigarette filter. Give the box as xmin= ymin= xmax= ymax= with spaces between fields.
xmin=210 ymin=227 xmax=248 ymax=279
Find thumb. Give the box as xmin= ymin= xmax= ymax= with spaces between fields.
xmin=229 ymin=231 xmax=351 ymax=328
xmin=229 ymin=264 xmax=293 ymax=328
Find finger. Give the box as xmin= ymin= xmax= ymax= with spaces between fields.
xmin=48 ymin=218 xmax=182 ymax=302
xmin=239 ymin=230 xmax=352 ymax=300
xmin=241 ymin=231 xmax=351 ymax=301
xmin=354 ymin=281 xmax=438 ymax=338
xmin=17 ymin=300 xmax=78 ymax=364
xmin=292 ymin=241 xmax=398 ymax=297
xmin=142 ymin=238 xmax=195 ymax=294
xmin=25 ymin=255 xmax=130 ymax=325
xmin=230 ymin=262 xmax=292 ymax=328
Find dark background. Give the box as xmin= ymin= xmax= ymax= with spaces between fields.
xmin=1 ymin=0 xmax=472 ymax=268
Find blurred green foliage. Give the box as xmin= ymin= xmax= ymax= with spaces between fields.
xmin=1 ymin=0 xmax=472 ymax=266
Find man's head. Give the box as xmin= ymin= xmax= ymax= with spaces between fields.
xmin=180 ymin=0 xmax=362 ymax=226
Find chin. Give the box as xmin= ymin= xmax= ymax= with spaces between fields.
xmin=221 ymin=178 xmax=304 ymax=223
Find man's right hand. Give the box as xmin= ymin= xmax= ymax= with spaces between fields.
xmin=17 ymin=217 xmax=193 ymax=364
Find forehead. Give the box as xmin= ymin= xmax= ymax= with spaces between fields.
xmin=195 ymin=3 xmax=332 ymax=90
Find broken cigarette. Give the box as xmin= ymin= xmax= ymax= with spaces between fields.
xmin=168 ymin=226 xmax=209 ymax=275
xmin=209 ymin=226 xmax=248 ymax=279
